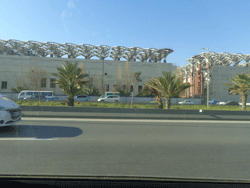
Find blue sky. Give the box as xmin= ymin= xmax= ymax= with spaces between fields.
xmin=0 ymin=0 xmax=250 ymax=66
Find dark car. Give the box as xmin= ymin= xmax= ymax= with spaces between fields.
xmin=223 ymin=101 xmax=239 ymax=105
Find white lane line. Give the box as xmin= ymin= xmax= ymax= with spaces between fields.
xmin=21 ymin=117 xmax=250 ymax=124
xmin=0 ymin=138 xmax=58 ymax=140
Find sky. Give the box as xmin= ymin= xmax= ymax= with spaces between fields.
xmin=0 ymin=0 xmax=250 ymax=67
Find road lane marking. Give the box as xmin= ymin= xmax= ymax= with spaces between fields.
xmin=21 ymin=117 xmax=250 ymax=124
xmin=0 ymin=138 xmax=58 ymax=140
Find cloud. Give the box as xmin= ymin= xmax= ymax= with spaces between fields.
xmin=61 ymin=0 xmax=80 ymax=37
xmin=61 ymin=10 xmax=67 ymax=19
xmin=67 ymin=0 xmax=81 ymax=13
xmin=61 ymin=11 xmax=70 ymax=37
xmin=67 ymin=0 xmax=75 ymax=9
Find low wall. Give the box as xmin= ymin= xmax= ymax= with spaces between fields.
xmin=19 ymin=105 xmax=250 ymax=115
xmin=20 ymin=106 xmax=250 ymax=120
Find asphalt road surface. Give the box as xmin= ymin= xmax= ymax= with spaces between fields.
xmin=1 ymin=118 xmax=250 ymax=181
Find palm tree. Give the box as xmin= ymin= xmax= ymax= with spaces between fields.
xmin=146 ymin=71 xmax=190 ymax=109
xmin=131 ymin=71 xmax=142 ymax=107
xmin=224 ymin=73 xmax=250 ymax=111
xmin=82 ymin=77 xmax=100 ymax=96
xmin=144 ymin=81 xmax=163 ymax=108
xmin=51 ymin=61 xmax=89 ymax=106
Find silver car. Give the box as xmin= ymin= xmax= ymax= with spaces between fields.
xmin=0 ymin=97 xmax=22 ymax=126
xmin=178 ymin=100 xmax=194 ymax=105
xmin=74 ymin=95 xmax=90 ymax=101
xmin=97 ymin=95 xmax=121 ymax=103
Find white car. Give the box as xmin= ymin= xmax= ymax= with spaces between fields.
xmin=178 ymin=100 xmax=194 ymax=105
xmin=0 ymin=96 xmax=22 ymax=126
xmin=97 ymin=95 xmax=121 ymax=103
xmin=0 ymin=94 xmax=7 ymax=98
xmin=217 ymin=102 xmax=226 ymax=105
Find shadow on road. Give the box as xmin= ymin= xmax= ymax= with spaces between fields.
xmin=0 ymin=125 xmax=83 ymax=139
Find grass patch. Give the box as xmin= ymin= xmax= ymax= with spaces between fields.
xmin=13 ymin=100 xmax=250 ymax=111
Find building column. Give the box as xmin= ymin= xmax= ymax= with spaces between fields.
xmin=185 ymin=73 xmax=188 ymax=97
xmin=197 ymin=64 xmax=201 ymax=95
xmin=190 ymin=67 xmax=194 ymax=97
xmin=201 ymin=72 xmax=204 ymax=95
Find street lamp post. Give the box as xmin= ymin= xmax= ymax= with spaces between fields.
xmin=202 ymin=47 xmax=210 ymax=108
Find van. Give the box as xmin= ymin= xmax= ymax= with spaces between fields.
xmin=18 ymin=90 xmax=54 ymax=100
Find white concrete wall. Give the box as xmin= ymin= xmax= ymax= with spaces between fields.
xmin=210 ymin=66 xmax=250 ymax=102
xmin=0 ymin=55 xmax=177 ymax=95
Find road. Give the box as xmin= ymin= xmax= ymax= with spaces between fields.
xmin=1 ymin=118 xmax=250 ymax=181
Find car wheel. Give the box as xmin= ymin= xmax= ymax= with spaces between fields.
xmin=114 ymin=100 xmax=119 ymax=103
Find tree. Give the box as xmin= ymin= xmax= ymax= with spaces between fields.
xmin=99 ymin=71 xmax=104 ymax=94
xmin=146 ymin=71 xmax=191 ymax=109
xmin=116 ymin=88 xmax=130 ymax=97
xmin=224 ymin=72 xmax=250 ymax=111
xmin=51 ymin=61 xmax=89 ymax=106
xmin=125 ymin=61 xmax=131 ymax=94
xmin=11 ymin=86 xmax=29 ymax=93
xmin=25 ymin=66 xmax=47 ymax=90
xmin=131 ymin=71 xmax=142 ymax=107
xmin=82 ymin=77 xmax=100 ymax=96
xmin=144 ymin=82 xmax=163 ymax=108
xmin=116 ymin=65 xmax=122 ymax=90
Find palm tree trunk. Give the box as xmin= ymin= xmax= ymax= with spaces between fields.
xmin=155 ymin=96 xmax=163 ymax=108
xmin=131 ymin=88 xmax=134 ymax=108
xmin=242 ymin=94 xmax=247 ymax=111
xmin=166 ymin=99 xmax=171 ymax=109
xmin=158 ymin=102 xmax=163 ymax=109
xmin=68 ymin=97 xmax=74 ymax=106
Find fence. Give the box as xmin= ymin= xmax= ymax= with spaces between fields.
xmin=1 ymin=92 xmax=202 ymax=104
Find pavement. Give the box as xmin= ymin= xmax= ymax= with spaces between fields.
xmin=1 ymin=118 xmax=250 ymax=181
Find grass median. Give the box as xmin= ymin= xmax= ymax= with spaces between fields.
xmin=13 ymin=100 xmax=250 ymax=111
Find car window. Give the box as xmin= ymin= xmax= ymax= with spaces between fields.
xmin=2 ymin=0 xmax=250 ymax=184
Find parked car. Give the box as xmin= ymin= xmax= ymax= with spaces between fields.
xmin=97 ymin=95 xmax=121 ymax=103
xmin=222 ymin=101 xmax=239 ymax=106
xmin=178 ymin=100 xmax=194 ymax=105
xmin=209 ymin=99 xmax=218 ymax=105
xmin=0 ymin=94 xmax=7 ymax=98
xmin=239 ymin=102 xmax=250 ymax=106
xmin=74 ymin=95 xmax=90 ymax=101
xmin=23 ymin=95 xmax=46 ymax=100
xmin=217 ymin=101 xmax=226 ymax=105
xmin=0 ymin=96 xmax=22 ymax=126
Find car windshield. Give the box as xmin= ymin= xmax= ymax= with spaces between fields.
xmin=1 ymin=0 xmax=250 ymax=184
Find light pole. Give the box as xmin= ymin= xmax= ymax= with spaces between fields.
xmin=202 ymin=47 xmax=210 ymax=108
